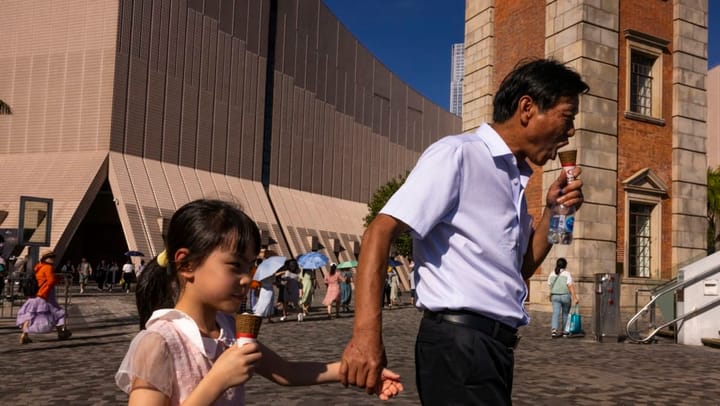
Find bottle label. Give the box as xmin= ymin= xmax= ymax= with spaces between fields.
xmin=549 ymin=215 xmax=563 ymax=231
xmin=548 ymin=212 xmax=574 ymax=245
xmin=565 ymin=214 xmax=574 ymax=233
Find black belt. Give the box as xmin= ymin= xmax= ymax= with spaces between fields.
xmin=423 ymin=310 xmax=520 ymax=349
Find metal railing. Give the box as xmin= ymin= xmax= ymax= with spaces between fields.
xmin=626 ymin=262 xmax=720 ymax=344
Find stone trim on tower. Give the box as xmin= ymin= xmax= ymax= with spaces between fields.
xmin=671 ymin=0 xmax=708 ymax=264
xmin=463 ymin=0 xmax=495 ymax=131
xmin=541 ymin=0 xmax=620 ymax=286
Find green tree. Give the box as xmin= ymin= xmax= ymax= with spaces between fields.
xmin=364 ymin=172 xmax=412 ymax=258
xmin=708 ymin=167 xmax=720 ymax=254
xmin=0 ymin=100 xmax=11 ymax=115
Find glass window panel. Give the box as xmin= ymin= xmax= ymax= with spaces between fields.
xmin=630 ymin=52 xmax=655 ymax=116
xmin=629 ymin=202 xmax=653 ymax=277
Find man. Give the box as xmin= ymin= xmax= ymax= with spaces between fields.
xmin=78 ymin=257 xmax=92 ymax=294
xmin=121 ymin=258 xmax=134 ymax=294
xmin=339 ymin=59 xmax=588 ymax=405
xmin=0 ymin=255 xmax=6 ymax=299
xmin=96 ymin=259 xmax=108 ymax=291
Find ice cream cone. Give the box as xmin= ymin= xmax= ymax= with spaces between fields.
xmin=235 ymin=313 xmax=262 ymax=346
xmin=558 ymin=150 xmax=577 ymax=182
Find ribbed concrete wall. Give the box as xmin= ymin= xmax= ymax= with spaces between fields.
xmin=0 ymin=152 xmax=108 ymax=260
xmin=0 ymin=0 xmax=119 ymax=260
xmin=271 ymin=0 xmax=461 ymax=202
xmin=0 ymin=0 xmax=460 ymax=266
xmin=109 ymin=0 xmax=269 ymax=180
xmin=0 ymin=0 xmax=118 ymax=153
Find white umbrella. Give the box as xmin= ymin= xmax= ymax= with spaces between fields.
xmin=253 ymin=256 xmax=286 ymax=282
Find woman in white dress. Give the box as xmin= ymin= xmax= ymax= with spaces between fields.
xmin=253 ymin=276 xmax=275 ymax=323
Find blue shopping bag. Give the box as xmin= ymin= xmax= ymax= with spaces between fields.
xmin=567 ymin=304 xmax=582 ymax=335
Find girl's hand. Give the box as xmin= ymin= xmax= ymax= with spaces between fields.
xmin=375 ymin=368 xmax=404 ymax=400
xmin=207 ymin=342 xmax=263 ymax=389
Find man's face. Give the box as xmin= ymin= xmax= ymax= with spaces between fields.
xmin=524 ymin=95 xmax=579 ymax=166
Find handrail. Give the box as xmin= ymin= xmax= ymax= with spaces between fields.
xmin=650 ymin=276 xmax=677 ymax=295
xmin=626 ymin=261 xmax=720 ymax=344
xmin=627 ymin=297 xmax=720 ymax=344
xmin=632 ymin=287 xmax=659 ymax=340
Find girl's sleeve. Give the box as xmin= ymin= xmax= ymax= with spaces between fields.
xmin=115 ymin=331 xmax=175 ymax=398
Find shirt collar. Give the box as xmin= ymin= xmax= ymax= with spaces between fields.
xmin=146 ymin=309 xmax=232 ymax=358
xmin=476 ymin=123 xmax=534 ymax=182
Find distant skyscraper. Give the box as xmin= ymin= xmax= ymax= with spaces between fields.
xmin=449 ymin=43 xmax=464 ymax=116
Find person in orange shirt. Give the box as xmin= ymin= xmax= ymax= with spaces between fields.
xmin=248 ymin=259 xmax=262 ymax=312
xmin=16 ymin=250 xmax=72 ymax=344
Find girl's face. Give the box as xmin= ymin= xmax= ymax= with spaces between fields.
xmin=188 ymin=244 xmax=256 ymax=313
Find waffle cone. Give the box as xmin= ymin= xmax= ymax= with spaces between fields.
xmin=558 ymin=150 xmax=577 ymax=166
xmin=235 ymin=313 xmax=262 ymax=339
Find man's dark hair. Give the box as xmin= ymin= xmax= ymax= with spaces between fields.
xmin=492 ymin=59 xmax=589 ymax=123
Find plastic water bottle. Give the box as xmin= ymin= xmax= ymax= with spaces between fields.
xmin=548 ymin=203 xmax=575 ymax=244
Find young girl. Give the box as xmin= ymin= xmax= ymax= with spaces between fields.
xmin=322 ymin=263 xmax=341 ymax=319
xmin=16 ymin=250 xmax=72 ymax=343
xmin=115 ymin=199 xmax=402 ymax=405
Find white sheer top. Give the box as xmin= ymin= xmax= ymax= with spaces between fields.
xmin=115 ymin=309 xmax=243 ymax=405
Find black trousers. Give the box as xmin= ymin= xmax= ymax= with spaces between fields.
xmin=415 ymin=316 xmax=515 ymax=405
xmin=123 ymin=272 xmax=133 ymax=292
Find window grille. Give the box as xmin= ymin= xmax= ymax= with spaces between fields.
xmin=629 ymin=202 xmax=653 ymax=277
xmin=630 ymin=52 xmax=654 ymax=116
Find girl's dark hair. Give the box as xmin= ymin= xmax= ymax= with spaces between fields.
xmin=555 ymin=258 xmax=568 ymax=275
xmin=329 ymin=263 xmax=337 ymax=275
xmin=135 ymin=199 xmax=260 ymax=329
xmin=492 ymin=58 xmax=589 ymax=123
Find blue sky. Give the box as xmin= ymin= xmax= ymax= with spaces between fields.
xmin=324 ymin=0 xmax=719 ymax=111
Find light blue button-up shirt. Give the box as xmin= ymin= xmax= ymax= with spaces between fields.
xmin=381 ymin=123 xmax=534 ymax=328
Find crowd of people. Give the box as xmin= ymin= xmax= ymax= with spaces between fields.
xmin=3 ymin=239 xmax=412 ymax=349
xmin=249 ymin=255 xmax=399 ymax=323
xmin=59 ymin=257 xmax=145 ymax=294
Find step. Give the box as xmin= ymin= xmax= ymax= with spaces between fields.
xmin=655 ymin=328 xmax=675 ymax=339
xmin=701 ymin=337 xmax=720 ymax=349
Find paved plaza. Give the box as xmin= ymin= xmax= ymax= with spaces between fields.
xmin=1 ymin=290 xmax=719 ymax=405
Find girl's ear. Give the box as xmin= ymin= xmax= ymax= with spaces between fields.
xmin=175 ymin=248 xmax=194 ymax=281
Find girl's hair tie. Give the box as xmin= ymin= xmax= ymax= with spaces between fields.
xmin=157 ymin=250 xmax=169 ymax=268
